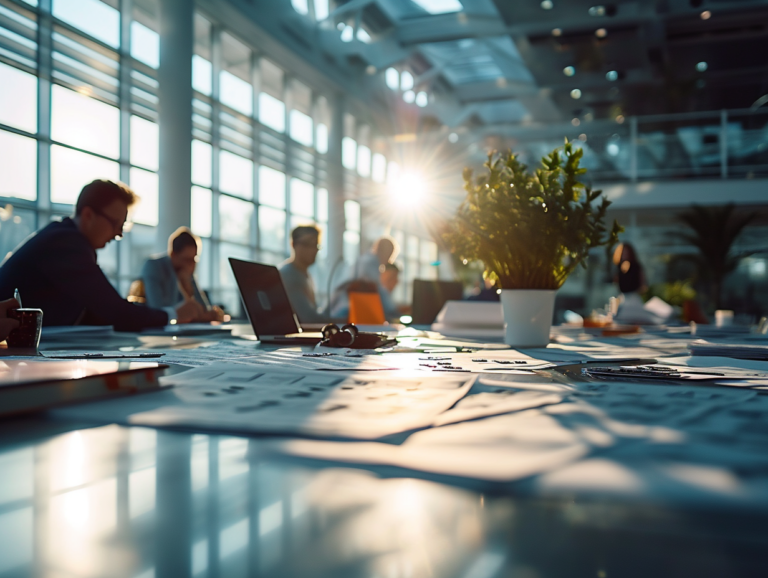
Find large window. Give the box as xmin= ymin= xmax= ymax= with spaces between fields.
xmin=190 ymin=17 xmax=341 ymax=313
xmin=0 ymin=2 xmax=395 ymax=314
xmin=0 ymin=0 xmax=162 ymax=294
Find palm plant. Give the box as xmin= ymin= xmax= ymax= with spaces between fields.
xmin=443 ymin=142 xmax=621 ymax=289
xmin=671 ymin=203 xmax=756 ymax=310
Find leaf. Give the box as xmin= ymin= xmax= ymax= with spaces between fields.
xmin=443 ymin=146 xmax=623 ymax=290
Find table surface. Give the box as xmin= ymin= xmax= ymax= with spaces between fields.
xmin=1 ymin=325 xmax=768 ymax=578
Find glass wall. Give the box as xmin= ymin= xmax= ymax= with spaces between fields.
xmin=0 ymin=0 xmax=161 ymax=294
xmin=189 ymin=14 xmax=339 ymax=313
xmin=0 ymin=1 xmax=440 ymax=314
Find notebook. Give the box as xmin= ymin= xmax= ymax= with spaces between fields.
xmin=0 ymin=360 xmax=166 ymax=417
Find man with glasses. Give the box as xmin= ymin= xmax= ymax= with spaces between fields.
xmin=0 ymin=179 xmax=200 ymax=330
xmin=140 ymin=227 xmax=224 ymax=322
xmin=278 ymin=225 xmax=328 ymax=324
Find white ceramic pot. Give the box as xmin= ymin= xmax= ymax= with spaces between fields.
xmin=499 ymin=289 xmax=557 ymax=347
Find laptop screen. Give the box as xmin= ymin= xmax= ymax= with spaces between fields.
xmin=229 ymin=258 xmax=301 ymax=337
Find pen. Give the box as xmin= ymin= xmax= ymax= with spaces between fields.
xmin=13 ymin=288 xmax=21 ymax=308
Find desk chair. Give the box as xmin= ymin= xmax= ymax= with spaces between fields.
xmin=347 ymin=279 xmax=386 ymax=324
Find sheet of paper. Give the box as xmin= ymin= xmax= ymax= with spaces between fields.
xmin=130 ymin=364 xmax=475 ymax=440
xmin=434 ymin=390 xmax=564 ymax=426
xmin=568 ymin=379 xmax=756 ymax=426
xmin=377 ymin=350 xmax=555 ymax=374
xmin=689 ymin=339 xmax=768 ymax=360
xmin=268 ymin=409 xmax=591 ymax=483
xmin=661 ymin=355 xmax=768 ymax=372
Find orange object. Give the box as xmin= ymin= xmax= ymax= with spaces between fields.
xmin=602 ymin=324 xmax=641 ymax=336
xmin=348 ymin=291 xmax=386 ymax=325
xmin=584 ymin=317 xmax=611 ymax=328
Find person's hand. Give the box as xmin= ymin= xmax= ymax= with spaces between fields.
xmin=0 ymin=298 xmax=20 ymax=342
xmin=205 ymin=305 xmax=226 ymax=323
xmin=175 ymin=298 xmax=205 ymax=324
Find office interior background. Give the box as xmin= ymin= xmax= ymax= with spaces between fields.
xmin=0 ymin=0 xmax=767 ymax=319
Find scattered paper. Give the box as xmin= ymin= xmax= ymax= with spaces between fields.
xmin=130 ymin=364 xmax=475 ymax=440
xmin=269 ymin=409 xmax=590 ymax=483
xmin=689 ymin=339 xmax=768 ymax=361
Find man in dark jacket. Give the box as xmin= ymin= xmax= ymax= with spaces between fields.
xmin=0 ymin=179 xmax=201 ymax=331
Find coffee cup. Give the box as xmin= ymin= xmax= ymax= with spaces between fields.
xmin=7 ymin=308 xmax=43 ymax=349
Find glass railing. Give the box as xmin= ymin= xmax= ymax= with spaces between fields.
xmin=507 ymin=108 xmax=768 ymax=183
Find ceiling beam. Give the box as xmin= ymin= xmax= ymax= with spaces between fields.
xmin=396 ymin=10 xmax=662 ymax=45
xmin=328 ymin=0 xmax=376 ymax=20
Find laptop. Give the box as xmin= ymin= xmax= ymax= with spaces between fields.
xmin=229 ymin=258 xmax=325 ymax=345
xmin=411 ymin=279 xmax=464 ymax=325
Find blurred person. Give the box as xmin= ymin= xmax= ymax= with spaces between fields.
xmin=352 ymin=236 xmax=398 ymax=282
xmin=380 ymin=262 xmax=400 ymax=294
xmin=279 ymin=225 xmax=328 ymax=324
xmin=331 ymin=261 xmax=402 ymax=320
xmin=348 ymin=236 xmax=401 ymax=319
xmin=0 ymin=179 xmax=200 ymax=330
xmin=611 ymin=242 xmax=661 ymax=324
xmin=141 ymin=227 xmax=224 ymax=322
xmin=613 ymin=242 xmax=646 ymax=295
xmin=0 ymin=298 xmax=19 ymax=342
xmin=467 ymin=275 xmax=500 ymax=301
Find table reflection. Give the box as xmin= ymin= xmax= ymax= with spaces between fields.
xmin=1 ymin=423 xmax=767 ymax=578
xmin=0 ymin=425 xmax=490 ymax=578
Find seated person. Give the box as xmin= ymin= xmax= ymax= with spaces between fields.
xmin=467 ymin=276 xmax=500 ymax=301
xmin=611 ymin=242 xmax=660 ymax=325
xmin=0 ymin=179 xmax=200 ymax=331
xmin=352 ymin=236 xmax=398 ymax=282
xmin=330 ymin=262 xmax=402 ymax=320
xmin=347 ymin=236 xmax=403 ymax=317
xmin=141 ymin=227 xmax=224 ymax=322
xmin=613 ymin=242 xmax=646 ymax=295
xmin=278 ymin=225 xmax=328 ymax=324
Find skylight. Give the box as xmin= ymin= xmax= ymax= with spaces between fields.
xmin=412 ymin=0 xmax=464 ymax=15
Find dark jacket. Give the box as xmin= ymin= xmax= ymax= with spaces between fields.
xmin=141 ymin=254 xmax=208 ymax=309
xmin=0 ymin=217 xmax=168 ymax=331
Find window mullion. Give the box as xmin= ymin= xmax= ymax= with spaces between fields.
xmin=251 ymin=51 xmax=261 ymax=255
xmin=117 ymin=0 xmax=133 ymax=288
xmin=36 ymin=0 xmax=53 ymax=222
xmin=210 ymin=22 xmax=222 ymax=296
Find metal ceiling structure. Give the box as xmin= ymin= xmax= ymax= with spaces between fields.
xmin=250 ymin=0 xmax=768 ymax=127
xmin=224 ymin=0 xmax=768 ymax=185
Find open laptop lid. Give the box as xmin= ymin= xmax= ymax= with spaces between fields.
xmin=412 ymin=279 xmax=465 ymax=325
xmin=229 ymin=258 xmax=302 ymax=339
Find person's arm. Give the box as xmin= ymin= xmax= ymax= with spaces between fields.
xmin=142 ymin=259 xmax=173 ymax=309
xmin=49 ymin=241 xmax=168 ymax=331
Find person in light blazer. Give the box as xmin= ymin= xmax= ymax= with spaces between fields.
xmin=141 ymin=227 xmax=224 ymax=322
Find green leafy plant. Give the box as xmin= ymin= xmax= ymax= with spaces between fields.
xmin=643 ymin=280 xmax=697 ymax=308
xmin=670 ymin=203 xmax=756 ymax=310
xmin=443 ymin=142 xmax=622 ymax=290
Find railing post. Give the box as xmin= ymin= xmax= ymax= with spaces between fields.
xmin=720 ymin=109 xmax=728 ymax=179
xmin=629 ymin=116 xmax=638 ymax=183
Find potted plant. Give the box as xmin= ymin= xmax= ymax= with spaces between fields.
xmin=443 ymin=141 xmax=621 ymax=346
xmin=670 ymin=203 xmax=756 ymax=311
